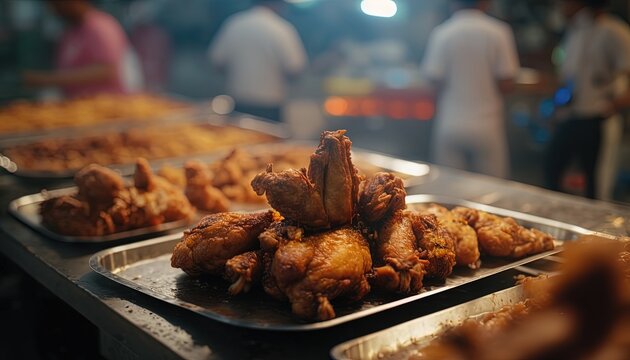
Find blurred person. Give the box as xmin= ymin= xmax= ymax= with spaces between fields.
xmin=23 ymin=0 xmax=142 ymax=98
xmin=422 ymin=0 xmax=519 ymax=178
xmin=209 ymin=0 xmax=307 ymax=122
xmin=545 ymin=0 xmax=630 ymax=199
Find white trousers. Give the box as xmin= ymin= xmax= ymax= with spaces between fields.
xmin=432 ymin=129 xmax=509 ymax=178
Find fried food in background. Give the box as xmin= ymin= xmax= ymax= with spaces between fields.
xmin=0 ymin=94 xmax=187 ymax=134
xmin=403 ymin=237 xmax=630 ymax=360
xmin=184 ymin=161 xmax=230 ymax=213
xmin=40 ymin=158 xmax=195 ymax=236
xmin=5 ymin=124 xmax=275 ymax=172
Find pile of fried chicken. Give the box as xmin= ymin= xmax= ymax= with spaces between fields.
xmin=170 ymin=130 xmax=555 ymax=321
xmin=405 ymin=237 xmax=630 ymax=360
xmin=40 ymin=158 xmax=196 ymax=236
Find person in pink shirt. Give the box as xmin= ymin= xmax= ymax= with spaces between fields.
xmin=24 ymin=0 xmax=137 ymax=98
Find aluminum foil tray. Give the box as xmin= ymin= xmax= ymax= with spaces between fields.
xmin=88 ymin=195 xmax=593 ymax=330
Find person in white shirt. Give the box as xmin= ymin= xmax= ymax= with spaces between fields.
xmin=545 ymin=0 xmax=630 ymax=199
xmin=209 ymin=0 xmax=307 ymax=122
xmin=422 ymin=0 xmax=519 ymax=178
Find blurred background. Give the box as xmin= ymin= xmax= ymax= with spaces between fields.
xmin=0 ymin=0 xmax=629 ymax=202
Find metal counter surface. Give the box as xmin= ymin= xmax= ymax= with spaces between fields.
xmin=0 ymin=167 xmax=628 ymax=360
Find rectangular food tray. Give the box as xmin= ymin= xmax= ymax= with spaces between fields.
xmin=330 ymin=285 xmax=527 ymax=360
xmin=88 ymin=195 xmax=595 ymax=330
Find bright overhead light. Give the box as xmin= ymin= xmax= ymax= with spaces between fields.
xmin=360 ymin=0 xmax=397 ymax=18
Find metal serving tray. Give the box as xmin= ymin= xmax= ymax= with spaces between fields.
xmin=0 ymin=113 xmax=288 ymax=181
xmin=89 ymin=195 xmax=593 ymax=331
xmin=330 ymin=286 xmax=526 ymax=360
xmin=8 ymin=187 xmax=195 ymax=243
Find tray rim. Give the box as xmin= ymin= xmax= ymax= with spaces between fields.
xmin=330 ymin=285 xmax=527 ymax=360
xmin=88 ymin=195 xmax=599 ymax=331
xmin=9 ymin=187 xmax=194 ymax=243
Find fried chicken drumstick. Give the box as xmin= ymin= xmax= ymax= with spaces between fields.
xmin=357 ymin=172 xmax=406 ymax=224
xmin=251 ymin=130 xmax=361 ymax=230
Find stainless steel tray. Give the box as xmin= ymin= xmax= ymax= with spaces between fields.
xmin=8 ymin=187 xmax=195 ymax=243
xmin=0 ymin=113 xmax=288 ymax=181
xmin=88 ymin=195 xmax=593 ymax=331
xmin=330 ymin=286 xmax=526 ymax=360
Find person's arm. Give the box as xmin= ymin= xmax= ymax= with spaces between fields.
xmin=494 ymin=26 xmax=520 ymax=95
xmin=605 ymin=24 xmax=630 ymax=115
xmin=23 ymin=64 xmax=116 ymax=87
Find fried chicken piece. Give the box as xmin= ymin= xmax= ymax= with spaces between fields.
xmin=251 ymin=166 xmax=329 ymax=229
xmin=421 ymin=204 xmax=480 ymax=269
xmin=265 ymin=226 xmax=372 ymax=320
xmin=307 ymin=130 xmax=362 ymax=227
xmin=251 ymin=130 xmax=361 ymax=230
xmin=223 ymin=250 xmax=263 ymax=296
xmin=74 ymin=163 xmax=124 ymax=206
xmin=40 ymin=196 xmax=115 ymax=236
xmin=158 ymin=164 xmax=186 ymax=188
xmin=452 ymin=207 xmax=555 ymax=258
xmin=41 ymin=160 xmax=195 ymax=236
xmin=373 ymin=210 xmax=429 ymax=294
xmin=357 ymin=172 xmax=407 ymax=224
xmin=184 ymin=161 xmax=230 ymax=213
xmin=171 ymin=211 xmax=275 ymax=276
xmin=410 ymin=213 xmax=457 ymax=280
xmin=108 ymin=159 xmax=195 ymax=230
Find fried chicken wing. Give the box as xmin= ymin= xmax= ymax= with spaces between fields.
xmin=452 ymin=207 xmax=555 ymax=258
xmin=373 ymin=210 xmax=429 ymax=294
xmin=421 ymin=204 xmax=480 ymax=269
xmin=40 ymin=196 xmax=115 ymax=236
xmin=410 ymin=213 xmax=457 ymax=280
xmin=184 ymin=161 xmax=230 ymax=213
xmin=224 ymin=250 xmax=263 ymax=296
xmin=251 ymin=130 xmax=361 ymax=230
xmin=266 ymin=226 xmax=372 ymax=320
xmin=170 ymin=211 xmax=275 ymax=276
xmin=357 ymin=172 xmax=407 ymax=224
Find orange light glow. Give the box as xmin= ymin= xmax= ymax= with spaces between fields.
xmin=387 ymin=100 xmax=408 ymax=120
xmin=359 ymin=98 xmax=382 ymax=116
xmin=413 ymin=100 xmax=435 ymax=121
xmin=324 ymin=97 xmax=349 ymax=116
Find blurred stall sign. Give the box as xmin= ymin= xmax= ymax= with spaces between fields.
xmin=324 ymin=89 xmax=434 ymax=121
xmin=360 ymin=0 xmax=398 ymax=18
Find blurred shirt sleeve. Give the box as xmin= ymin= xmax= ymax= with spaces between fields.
xmin=494 ymin=26 xmax=519 ymax=80
xmin=421 ymin=30 xmax=447 ymax=82
xmin=209 ymin=24 xmax=230 ymax=67
xmin=277 ymin=25 xmax=307 ymax=76
xmin=609 ymin=23 xmax=630 ymax=74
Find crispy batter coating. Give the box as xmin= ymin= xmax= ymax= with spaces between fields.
xmin=421 ymin=204 xmax=480 ymax=269
xmin=251 ymin=130 xmax=361 ymax=230
xmin=74 ymin=164 xmax=124 ymax=206
xmin=410 ymin=213 xmax=457 ymax=280
xmin=224 ymin=250 xmax=263 ymax=296
xmin=170 ymin=211 xmax=275 ymax=276
xmin=452 ymin=207 xmax=555 ymax=258
xmin=357 ymin=172 xmax=407 ymax=224
xmin=263 ymin=225 xmax=372 ymax=320
xmin=373 ymin=210 xmax=429 ymax=294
